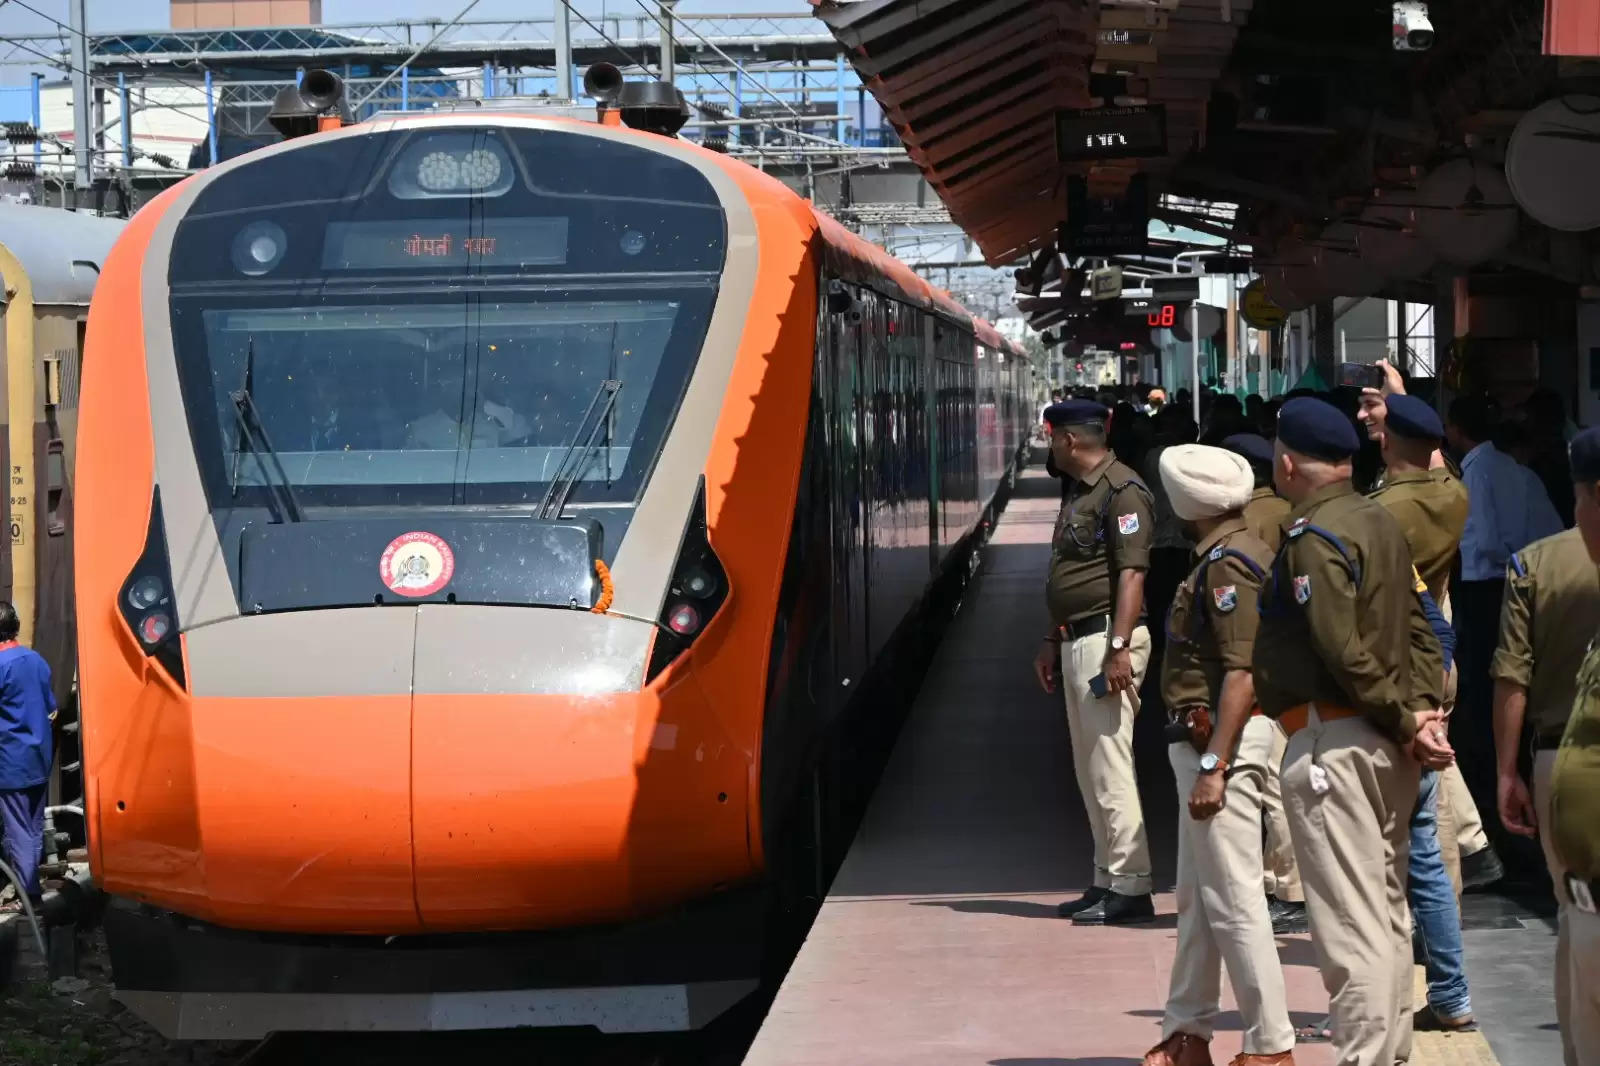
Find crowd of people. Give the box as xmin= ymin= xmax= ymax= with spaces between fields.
xmin=1034 ymin=363 xmax=1600 ymax=1066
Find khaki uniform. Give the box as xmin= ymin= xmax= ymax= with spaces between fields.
xmin=1049 ymin=452 xmax=1156 ymax=897
xmin=1243 ymin=486 xmax=1291 ymax=554
xmin=1253 ymin=482 xmax=1443 ymax=1066
xmin=1242 ymin=486 xmax=1300 ymax=901
xmin=1551 ymin=641 xmax=1600 ymax=1065
xmin=1159 ymin=521 xmax=1293 ymax=1055
xmin=1369 ymin=467 xmax=1487 ymax=866
xmin=1490 ymin=528 xmax=1600 ymax=1066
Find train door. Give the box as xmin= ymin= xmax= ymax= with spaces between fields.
xmin=827 ymin=282 xmax=869 ymax=698
xmin=924 ymin=313 xmax=942 ymax=568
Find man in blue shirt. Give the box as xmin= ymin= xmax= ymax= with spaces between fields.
xmin=1446 ymin=395 xmax=1564 ymax=860
xmin=0 ymin=601 xmax=55 ymax=905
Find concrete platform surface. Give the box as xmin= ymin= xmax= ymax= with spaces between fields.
xmin=744 ymin=469 xmax=1548 ymax=1066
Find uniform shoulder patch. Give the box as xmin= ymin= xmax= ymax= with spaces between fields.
xmin=1209 ymin=547 xmax=1224 ymax=561
xmin=1293 ymin=574 xmax=1311 ymax=604
xmin=1213 ymin=585 xmax=1238 ymax=613
xmin=1117 ymin=513 xmax=1140 ymax=535
xmin=1288 ymin=517 xmax=1310 ymax=538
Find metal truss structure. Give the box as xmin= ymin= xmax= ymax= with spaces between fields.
xmin=0 ymin=13 xmax=835 ymax=71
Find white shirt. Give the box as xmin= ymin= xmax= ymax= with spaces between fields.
xmin=1458 ymin=441 xmax=1564 ymax=581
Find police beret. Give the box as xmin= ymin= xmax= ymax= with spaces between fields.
xmin=1159 ymin=444 xmax=1254 ymax=521
xmin=1383 ymin=394 xmax=1445 ymax=441
xmin=1221 ymin=432 xmax=1274 ymax=468
xmin=1276 ymin=396 xmax=1361 ymax=461
xmin=1571 ymin=426 xmax=1600 ymax=483
xmin=1043 ymin=399 xmax=1109 ymax=428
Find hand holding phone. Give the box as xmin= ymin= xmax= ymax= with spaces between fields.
xmin=1088 ymin=672 xmax=1109 ymax=699
xmin=1338 ymin=362 xmax=1384 ymax=390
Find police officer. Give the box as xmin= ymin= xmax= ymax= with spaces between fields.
xmin=1225 ymin=433 xmax=1292 ymax=553
xmin=1361 ymin=390 xmax=1501 ymax=889
xmin=1252 ymin=397 xmax=1453 ymax=1066
xmin=1550 ymin=425 xmax=1600 ymax=1063
xmin=1491 ymin=435 xmax=1600 ymax=1066
xmin=1366 ymin=394 xmax=1499 ymax=882
xmin=1033 ymin=398 xmax=1157 ymax=925
xmin=1143 ymin=445 xmax=1294 ymax=1066
xmin=1223 ymin=431 xmax=1304 ymax=933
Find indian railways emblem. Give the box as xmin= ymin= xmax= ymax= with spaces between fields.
xmin=1293 ymin=574 xmax=1311 ymax=604
xmin=1213 ymin=585 xmax=1238 ymax=613
xmin=379 ymin=531 xmax=456 ymax=598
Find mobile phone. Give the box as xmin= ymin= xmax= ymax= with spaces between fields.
xmin=1088 ymin=672 xmax=1109 ymax=699
xmin=1337 ymin=362 xmax=1384 ymax=390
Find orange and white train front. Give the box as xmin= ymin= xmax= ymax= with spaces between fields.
xmin=74 ymin=113 xmax=820 ymax=1038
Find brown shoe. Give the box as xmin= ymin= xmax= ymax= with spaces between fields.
xmin=1142 ymin=1032 xmax=1214 ymax=1066
xmin=1228 ymin=1053 xmax=1295 ymax=1066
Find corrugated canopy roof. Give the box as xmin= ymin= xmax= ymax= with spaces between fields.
xmin=812 ymin=0 xmax=1250 ymax=266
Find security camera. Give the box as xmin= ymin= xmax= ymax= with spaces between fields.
xmin=1393 ymin=1 xmax=1434 ymax=51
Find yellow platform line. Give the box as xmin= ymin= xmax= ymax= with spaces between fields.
xmin=1410 ymin=964 xmax=1501 ymax=1065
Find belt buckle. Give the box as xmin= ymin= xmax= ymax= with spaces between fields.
xmin=1569 ymin=875 xmax=1597 ymax=916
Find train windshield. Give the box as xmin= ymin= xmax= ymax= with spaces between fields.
xmin=166 ymin=124 xmax=726 ymax=513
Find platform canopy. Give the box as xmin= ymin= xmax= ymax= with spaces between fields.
xmin=812 ymin=0 xmax=1568 ymax=284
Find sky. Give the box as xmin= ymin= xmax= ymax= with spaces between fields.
xmin=0 ymin=0 xmax=814 ymax=37
xmin=0 ymin=0 xmax=819 ymax=86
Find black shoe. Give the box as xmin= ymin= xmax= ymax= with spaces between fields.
xmin=1056 ymin=887 xmax=1109 ymax=918
xmin=1071 ymin=890 xmax=1155 ymax=925
xmin=1461 ymin=845 xmax=1505 ymax=891
xmin=1415 ymin=1004 xmax=1478 ymax=1032
xmin=1269 ymin=898 xmax=1308 ymax=934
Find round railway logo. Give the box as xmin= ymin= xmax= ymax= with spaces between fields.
xmin=379 ymin=531 xmax=455 ymax=598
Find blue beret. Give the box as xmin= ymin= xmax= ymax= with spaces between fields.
xmin=1222 ymin=433 xmax=1273 ymax=467
xmin=1571 ymin=427 xmax=1600 ymax=483
xmin=1043 ymin=399 xmax=1109 ymax=428
xmin=1383 ymin=394 xmax=1444 ymax=441
xmin=1276 ymin=396 xmax=1361 ymax=461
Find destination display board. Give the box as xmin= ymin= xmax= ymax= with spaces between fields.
xmin=322 ymin=217 xmax=570 ymax=270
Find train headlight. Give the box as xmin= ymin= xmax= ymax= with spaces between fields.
xmin=230 ymin=220 xmax=287 ymax=276
xmin=126 ymin=575 xmax=165 ymax=612
xmin=118 ymin=489 xmax=186 ymax=687
xmin=646 ymin=478 xmax=729 ymax=683
xmin=417 ymin=151 xmax=463 ymax=192
xmin=388 ymin=131 xmax=515 ymax=199
xmin=139 ymin=614 xmax=172 ymax=644
xmin=667 ymin=604 xmax=701 ymax=635
xmin=681 ymin=568 xmax=716 ymax=599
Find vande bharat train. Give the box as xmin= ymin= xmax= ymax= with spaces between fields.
xmin=75 ymin=69 xmax=1033 ymax=1039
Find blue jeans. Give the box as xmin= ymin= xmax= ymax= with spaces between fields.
xmin=1410 ymin=770 xmax=1471 ymax=1019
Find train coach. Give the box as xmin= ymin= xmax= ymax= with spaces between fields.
xmin=0 ymin=202 xmax=125 ymax=842
xmin=73 ymin=71 xmax=1034 ymax=1039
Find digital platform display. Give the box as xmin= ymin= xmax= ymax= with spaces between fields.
xmin=322 ymin=217 xmax=569 ymax=270
xmin=1055 ymin=105 xmax=1168 ymax=162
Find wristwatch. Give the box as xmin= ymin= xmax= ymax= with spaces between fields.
xmin=1199 ymin=753 xmax=1228 ymax=774
xmin=1109 ymin=634 xmax=1128 ymax=652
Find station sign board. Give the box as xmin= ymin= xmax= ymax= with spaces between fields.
xmin=1091 ymin=266 xmax=1123 ymax=301
xmin=1063 ymin=175 xmax=1150 ymax=257
xmin=1240 ymin=278 xmax=1288 ymax=330
xmin=1055 ymin=104 xmax=1167 ymax=162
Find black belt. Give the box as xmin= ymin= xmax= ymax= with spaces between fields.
xmin=1061 ymin=615 xmax=1110 ymax=640
xmin=1060 ymin=615 xmax=1146 ymax=641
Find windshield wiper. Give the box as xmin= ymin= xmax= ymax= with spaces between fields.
xmin=229 ymin=336 xmax=304 ymax=523
xmin=538 ymin=379 xmax=622 ymax=520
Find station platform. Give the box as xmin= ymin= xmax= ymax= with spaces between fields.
xmin=744 ymin=468 xmax=1561 ymax=1066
